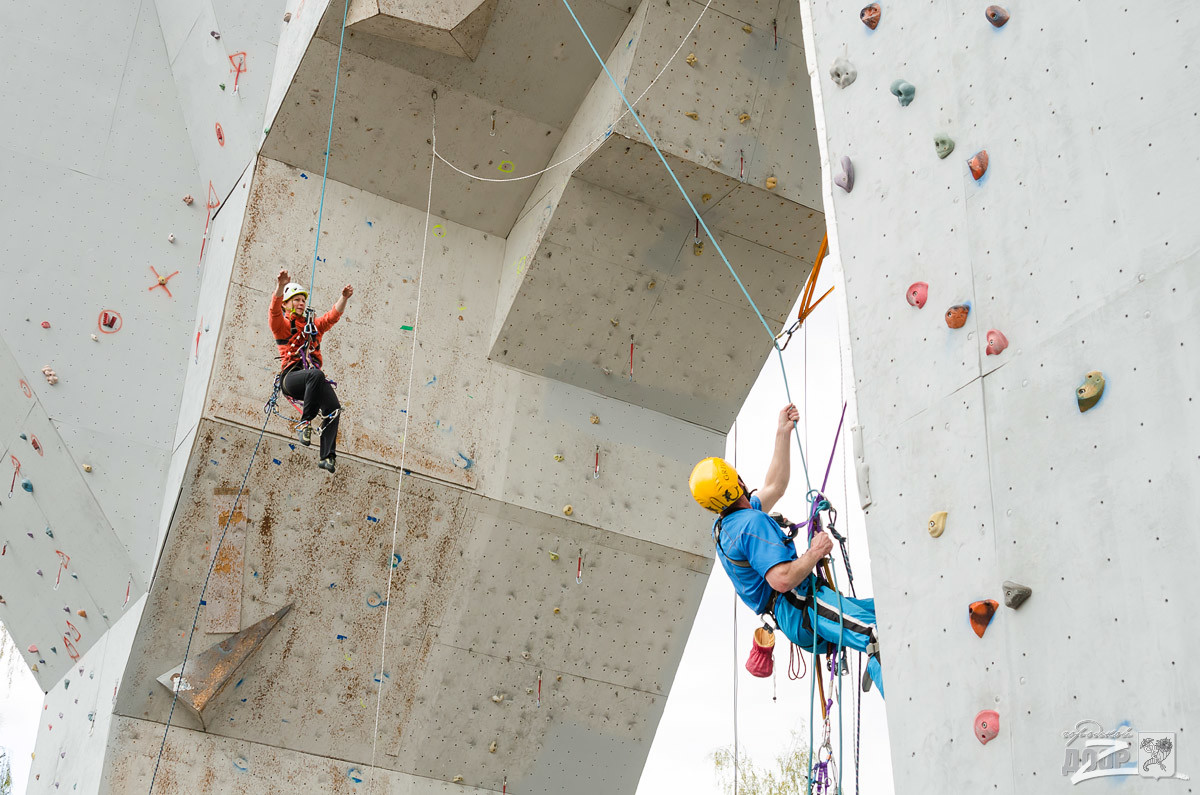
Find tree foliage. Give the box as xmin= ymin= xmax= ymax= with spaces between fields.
xmin=712 ymin=735 xmax=812 ymax=795
xmin=0 ymin=746 xmax=12 ymax=795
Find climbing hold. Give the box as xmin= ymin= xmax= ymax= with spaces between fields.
xmin=738 ymin=113 xmax=751 ymax=124
xmin=548 ymin=551 xmax=559 ymax=561
xmin=685 ymin=53 xmax=697 ymax=66
xmin=985 ymin=5 xmax=1010 ymax=27
xmin=834 ymin=157 xmax=854 ymax=193
xmin=90 ymin=334 xmax=98 ymax=341
xmin=968 ymin=600 xmax=999 ymax=638
xmin=210 ymin=30 xmax=220 ymax=39
xmin=497 ymin=161 xmax=515 ymax=173
xmin=492 ymin=693 xmax=506 ymax=704
xmin=610 ymin=318 xmax=619 ymax=327
xmin=215 ymin=123 xmax=225 ymax=146
xmin=167 ymin=234 xmax=175 ymax=243
xmin=589 ymin=415 xmax=599 ymax=424
xmin=1002 ymin=581 xmax=1032 ymax=609
xmin=553 ymin=607 xmax=560 ymax=614
xmin=82 ymin=464 xmax=92 ymax=473
xmin=860 ymin=3 xmax=881 ymax=29
xmin=985 ymin=329 xmax=1009 ymax=356
xmin=283 ymin=11 xmax=292 ymax=22
xmin=700 ymin=194 xmax=711 ymax=205
xmin=830 ymin=57 xmax=857 ymax=88
xmin=969 ymin=150 xmax=989 ymax=180
xmin=28 ymin=644 xmax=37 ymax=654
xmin=521 ymin=652 xmax=530 ymax=660
xmin=182 ymin=195 xmax=194 ymax=205
xmin=489 ymin=741 xmax=497 ymax=753
xmin=684 ymin=111 xmax=699 ymax=120
xmin=945 ymin=304 xmax=970 ymax=329
xmin=1076 ymin=371 xmax=1105 ymax=412
xmin=44 ymin=528 xmax=53 ymax=538
xmin=934 ymin=133 xmax=955 ymax=159
xmin=219 ymin=83 xmax=226 ymax=91
xmin=890 ymin=79 xmax=916 ymax=106
xmin=765 ymin=176 xmax=777 ymax=190
xmin=693 ymin=240 xmax=704 ymax=256
xmin=927 ymin=510 xmax=947 ymax=538
xmin=453 ymin=776 xmax=464 ymax=784
xmin=77 ymin=609 xmax=87 ymax=618
xmin=36 ymin=569 xmax=42 ymax=576
xmin=40 ymin=321 xmax=50 ymax=329
xmin=41 ymin=366 xmax=58 ymax=385
xmin=553 ymin=454 xmax=564 ymax=462
xmin=975 ymin=709 xmax=1000 ymax=744
xmin=907 ymin=282 xmax=929 ymax=309
xmin=563 ymin=505 xmax=573 ymax=516
xmin=742 ymin=24 xmax=753 ymax=33
xmin=21 ymin=478 xmax=33 ymax=493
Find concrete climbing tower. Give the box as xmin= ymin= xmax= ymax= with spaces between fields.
xmin=797 ymin=0 xmax=1200 ymax=789
xmin=5 ymin=0 xmax=826 ymax=791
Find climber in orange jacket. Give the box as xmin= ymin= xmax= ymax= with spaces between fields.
xmin=269 ymin=269 xmax=353 ymax=474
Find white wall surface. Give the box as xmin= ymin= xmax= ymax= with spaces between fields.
xmin=798 ymin=0 xmax=1200 ymax=790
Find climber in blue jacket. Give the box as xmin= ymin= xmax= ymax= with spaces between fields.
xmin=689 ymin=404 xmax=883 ymax=695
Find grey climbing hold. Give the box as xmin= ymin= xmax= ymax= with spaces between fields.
xmin=985 ymin=5 xmax=1010 ymax=27
xmin=890 ymin=79 xmax=916 ymax=106
xmin=934 ymin=133 xmax=955 ymax=159
xmin=834 ymin=157 xmax=855 ymax=193
xmin=830 ymin=57 xmax=857 ymax=88
xmin=1002 ymin=581 xmax=1032 ymax=609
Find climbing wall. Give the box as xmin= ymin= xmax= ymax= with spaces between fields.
xmin=797 ymin=0 xmax=1200 ymax=789
xmin=93 ymin=0 xmax=833 ymax=791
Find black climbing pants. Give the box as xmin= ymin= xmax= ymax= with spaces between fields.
xmin=281 ymin=367 xmax=340 ymax=461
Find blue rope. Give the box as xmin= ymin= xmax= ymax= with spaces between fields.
xmin=148 ymin=384 xmax=281 ymax=793
xmin=557 ymin=0 xmax=814 ymax=496
xmin=308 ymin=0 xmax=352 ymax=299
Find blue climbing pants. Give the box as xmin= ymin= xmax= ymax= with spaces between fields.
xmin=774 ymin=584 xmax=884 ymax=697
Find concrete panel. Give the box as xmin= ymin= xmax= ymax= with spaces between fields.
xmin=114 ymin=419 xmax=708 ymax=790
xmin=348 ymin=0 xmax=498 ymax=61
xmin=102 ymin=715 xmax=495 ymax=794
xmin=28 ymin=597 xmax=145 ymax=795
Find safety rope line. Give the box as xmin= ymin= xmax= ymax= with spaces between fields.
xmin=731 ymin=420 xmax=739 ymax=795
xmin=148 ymin=383 xmax=282 ymax=794
xmin=434 ymin=0 xmax=716 ymax=185
xmin=366 ymin=90 xmax=439 ymax=792
xmin=308 ymin=0 xmax=352 ymax=300
xmin=557 ymin=0 xmax=814 ymax=499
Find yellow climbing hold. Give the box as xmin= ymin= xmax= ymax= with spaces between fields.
xmin=701 ymin=193 xmax=712 ymax=203
xmin=738 ymin=113 xmax=751 ymax=124
xmin=489 ymin=741 xmax=498 ymax=753
xmin=432 ymin=224 xmax=446 ymax=238
xmin=554 ymin=454 xmax=564 ymax=462
xmin=766 ymin=177 xmax=778 ymax=189
xmin=647 ymin=280 xmax=656 ymax=289
xmin=553 ymin=607 xmax=560 ymax=614
xmin=563 ymin=505 xmax=573 ymax=516
xmin=684 ymin=111 xmax=699 ymax=120
xmin=686 ymin=53 xmax=698 ymax=66
xmin=549 ymin=551 xmax=559 ymax=561
xmin=694 ymin=240 xmax=704 ymax=256
xmin=453 ymin=776 xmax=464 ymax=784
xmin=743 ymin=24 xmax=753 ymax=33
xmin=590 ymin=415 xmax=600 ymax=424
xmin=497 ymin=161 xmax=515 ymax=173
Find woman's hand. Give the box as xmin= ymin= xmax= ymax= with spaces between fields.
xmin=275 ymin=269 xmax=290 ymax=296
xmin=342 ymin=284 xmax=354 ymax=299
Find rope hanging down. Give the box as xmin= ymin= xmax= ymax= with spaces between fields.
xmin=365 ymin=89 xmax=439 ymax=791
xmin=308 ymin=0 xmax=352 ymax=300
xmin=434 ymin=0 xmax=716 ymax=185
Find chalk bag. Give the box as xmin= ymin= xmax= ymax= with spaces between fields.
xmin=745 ymin=626 xmax=776 ymax=678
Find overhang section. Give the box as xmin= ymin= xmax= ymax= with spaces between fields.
xmin=345 ymin=0 xmax=499 ymax=61
xmin=110 ymin=419 xmax=708 ymax=791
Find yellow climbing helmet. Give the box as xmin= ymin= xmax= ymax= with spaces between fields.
xmin=689 ymin=457 xmax=744 ymax=513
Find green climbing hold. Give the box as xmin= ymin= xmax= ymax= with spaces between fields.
xmin=934 ymin=133 xmax=955 ymax=159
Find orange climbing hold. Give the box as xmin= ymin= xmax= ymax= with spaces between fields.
xmin=969 ymin=599 xmax=998 ymax=638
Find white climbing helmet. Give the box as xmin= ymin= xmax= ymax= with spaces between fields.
xmin=282 ymin=283 xmax=308 ymax=303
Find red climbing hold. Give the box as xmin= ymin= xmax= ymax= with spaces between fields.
xmin=745 ymin=627 xmax=776 ymax=677
xmin=985 ymin=6 xmax=1010 ymax=27
xmin=860 ymin=4 xmax=881 ymax=29
xmin=975 ymin=709 xmax=1000 ymax=744
xmin=215 ymin=122 xmax=225 ymax=147
xmin=969 ymin=599 xmax=998 ymax=638
xmin=969 ymin=150 xmax=989 ymax=180
xmin=40 ymin=321 xmax=50 ymax=329
xmin=906 ymin=282 xmax=928 ymax=308
xmin=985 ymin=329 xmax=1009 ymax=355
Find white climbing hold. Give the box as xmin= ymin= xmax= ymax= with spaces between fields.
xmin=167 ymin=234 xmax=175 ymax=243
xmin=90 ymin=334 xmax=98 ymax=341
xmin=283 ymin=11 xmax=292 ymax=22
xmin=82 ymin=464 xmax=92 ymax=473
xmin=489 ymin=741 xmax=497 ymax=753
xmin=491 ymin=693 xmax=506 ymax=703
xmin=41 ymin=366 xmax=58 ymax=385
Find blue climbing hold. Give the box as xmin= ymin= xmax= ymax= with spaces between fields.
xmin=20 ymin=478 xmax=33 ymax=493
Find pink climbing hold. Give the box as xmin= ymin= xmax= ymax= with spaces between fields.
xmin=40 ymin=321 xmax=50 ymax=329
xmin=834 ymin=156 xmax=854 ymax=193
xmin=986 ymin=329 xmax=1009 ymax=355
xmin=28 ymin=644 xmax=38 ymax=654
xmin=906 ymin=282 xmax=929 ymax=308
xmin=975 ymin=709 xmax=1000 ymax=744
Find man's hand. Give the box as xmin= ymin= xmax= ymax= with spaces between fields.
xmin=275 ymin=269 xmax=290 ymax=296
xmin=341 ymin=284 xmax=354 ymax=299
xmin=777 ymin=403 xmax=799 ymax=436
xmin=808 ymin=530 xmax=833 ymax=560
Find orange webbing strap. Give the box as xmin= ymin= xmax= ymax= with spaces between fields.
xmin=797 ymin=233 xmax=835 ymax=327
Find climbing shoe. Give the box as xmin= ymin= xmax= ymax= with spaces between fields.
xmin=297 ymin=424 xmax=312 ymax=447
xmin=317 ymin=458 xmax=336 ymax=474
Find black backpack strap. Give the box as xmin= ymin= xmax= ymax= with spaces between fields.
xmin=714 ymin=511 xmax=751 ymax=568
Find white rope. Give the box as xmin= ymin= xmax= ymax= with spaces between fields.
xmin=433 ymin=0 xmax=716 ymax=184
xmin=366 ymin=91 xmax=439 ymax=792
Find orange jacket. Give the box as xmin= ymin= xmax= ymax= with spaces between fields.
xmin=268 ymin=293 xmax=342 ymax=372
